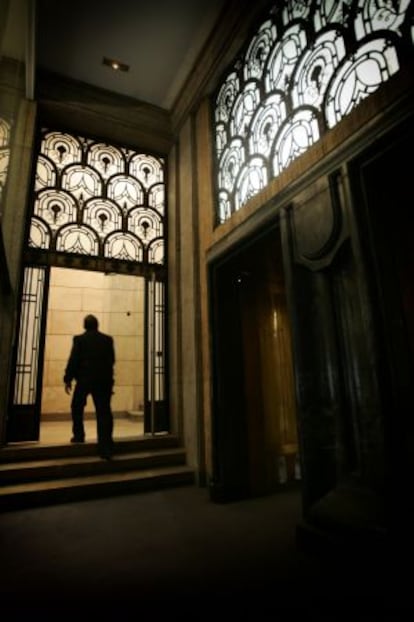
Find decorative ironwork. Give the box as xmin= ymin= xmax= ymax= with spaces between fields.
xmin=28 ymin=129 xmax=166 ymax=267
xmin=0 ymin=117 xmax=11 ymax=209
xmin=13 ymin=266 xmax=46 ymax=405
xmin=145 ymin=275 xmax=167 ymax=432
xmin=213 ymin=0 xmax=414 ymax=224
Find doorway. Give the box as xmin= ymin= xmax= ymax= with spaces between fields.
xmin=7 ymin=264 xmax=168 ymax=443
xmin=40 ymin=267 xmax=145 ymax=443
xmin=210 ymin=224 xmax=300 ymax=502
xmin=6 ymin=127 xmax=168 ymax=444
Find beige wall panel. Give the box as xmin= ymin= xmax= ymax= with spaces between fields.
xmin=44 ymin=335 xmax=73 ymax=362
xmin=81 ymin=287 xmax=105 ymax=313
xmin=115 ymin=335 xmax=143 ymax=361
xmin=116 ymin=361 xmax=142 ymax=386
xmin=42 ymin=387 xmax=71 ymax=414
xmin=42 ymin=360 xmax=51 ymax=386
xmin=47 ymin=310 xmax=85 ymax=336
xmin=42 ymin=268 xmax=145 ymax=415
xmin=107 ymin=289 xmax=140 ymax=313
xmin=108 ymin=312 xmax=143 ymax=336
xmin=43 ymin=360 xmax=66 ymax=387
xmin=112 ymin=385 xmax=134 ymax=412
xmin=47 ymin=286 xmax=83 ymax=311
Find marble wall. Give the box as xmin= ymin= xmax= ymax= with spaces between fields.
xmin=42 ymin=267 xmax=144 ymax=416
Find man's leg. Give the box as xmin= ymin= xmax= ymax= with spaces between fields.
xmin=92 ymin=387 xmax=114 ymax=458
xmin=71 ymin=383 xmax=87 ymax=442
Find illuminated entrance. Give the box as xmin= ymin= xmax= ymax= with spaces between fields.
xmin=7 ymin=129 xmax=167 ymax=441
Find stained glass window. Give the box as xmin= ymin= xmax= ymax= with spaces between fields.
xmin=213 ymin=0 xmax=414 ymax=224
xmin=28 ymin=129 xmax=166 ymax=266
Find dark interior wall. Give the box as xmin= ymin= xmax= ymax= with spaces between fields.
xmin=280 ymin=173 xmax=361 ymax=512
xmin=281 ymin=115 xmax=414 ymax=546
xmin=281 ymin=167 xmax=391 ymax=544
xmin=202 ymin=1 xmax=414 ymax=551
xmin=36 ymin=72 xmax=173 ymax=155
xmin=349 ymin=117 xmax=414 ymax=540
xmin=209 ymin=111 xmax=413 ymax=550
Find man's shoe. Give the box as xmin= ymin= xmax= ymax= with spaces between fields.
xmin=71 ymin=437 xmax=84 ymax=443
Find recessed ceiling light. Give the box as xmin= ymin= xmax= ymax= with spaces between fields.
xmin=102 ymin=56 xmax=129 ymax=72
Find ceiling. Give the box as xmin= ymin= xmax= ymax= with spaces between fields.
xmin=3 ymin=0 xmax=227 ymax=110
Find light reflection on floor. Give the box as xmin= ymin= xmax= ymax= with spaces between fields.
xmin=39 ymin=416 xmax=144 ymax=445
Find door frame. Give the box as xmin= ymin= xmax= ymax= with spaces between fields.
xmin=208 ymin=218 xmax=298 ymax=501
xmin=7 ymin=257 xmax=169 ymax=442
xmin=7 ymin=264 xmax=51 ymax=442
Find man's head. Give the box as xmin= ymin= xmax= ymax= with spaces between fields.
xmin=84 ymin=314 xmax=99 ymax=331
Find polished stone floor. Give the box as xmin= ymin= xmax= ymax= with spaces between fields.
xmin=39 ymin=415 xmax=144 ymax=445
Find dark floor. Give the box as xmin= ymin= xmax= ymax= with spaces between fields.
xmin=0 ymin=484 xmax=407 ymax=619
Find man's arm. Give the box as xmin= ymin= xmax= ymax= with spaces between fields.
xmin=110 ymin=336 xmax=115 ymax=387
xmin=63 ymin=336 xmax=80 ymax=393
xmin=110 ymin=336 xmax=115 ymax=366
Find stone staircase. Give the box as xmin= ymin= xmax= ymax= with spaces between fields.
xmin=0 ymin=435 xmax=194 ymax=512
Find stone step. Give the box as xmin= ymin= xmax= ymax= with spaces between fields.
xmin=0 ymin=434 xmax=180 ymax=462
xmin=0 ymin=435 xmax=194 ymax=512
xmin=0 ymin=447 xmax=187 ymax=484
xmin=0 ymin=464 xmax=195 ymax=512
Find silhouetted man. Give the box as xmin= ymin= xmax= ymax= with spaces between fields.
xmin=64 ymin=314 xmax=115 ymax=459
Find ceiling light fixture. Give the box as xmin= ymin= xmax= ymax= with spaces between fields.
xmin=102 ymin=56 xmax=129 ymax=72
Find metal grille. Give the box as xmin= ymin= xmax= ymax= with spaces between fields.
xmin=213 ymin=0 xmax=413 ymax=223
xmin=146 ymin=274 xmax=166 ymax=432
xmin=13 ymin=266 xmax=46 ymax=405
xmin=29 ymin=130 xmax=165 ymax=267
xmin=0 ymin=116 xmax=11 ymax=211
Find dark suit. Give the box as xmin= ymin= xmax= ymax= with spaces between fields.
xmin=64 ymin=329 xmax=115 ymax=456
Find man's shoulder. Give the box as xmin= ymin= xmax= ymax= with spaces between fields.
xmin=96 ymin=331 xmax=114 ymax=346
xmin=98 ymin=331 xmax=113 ymax=341
xmin=78 ymin=330 xmax=113 ymax=345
